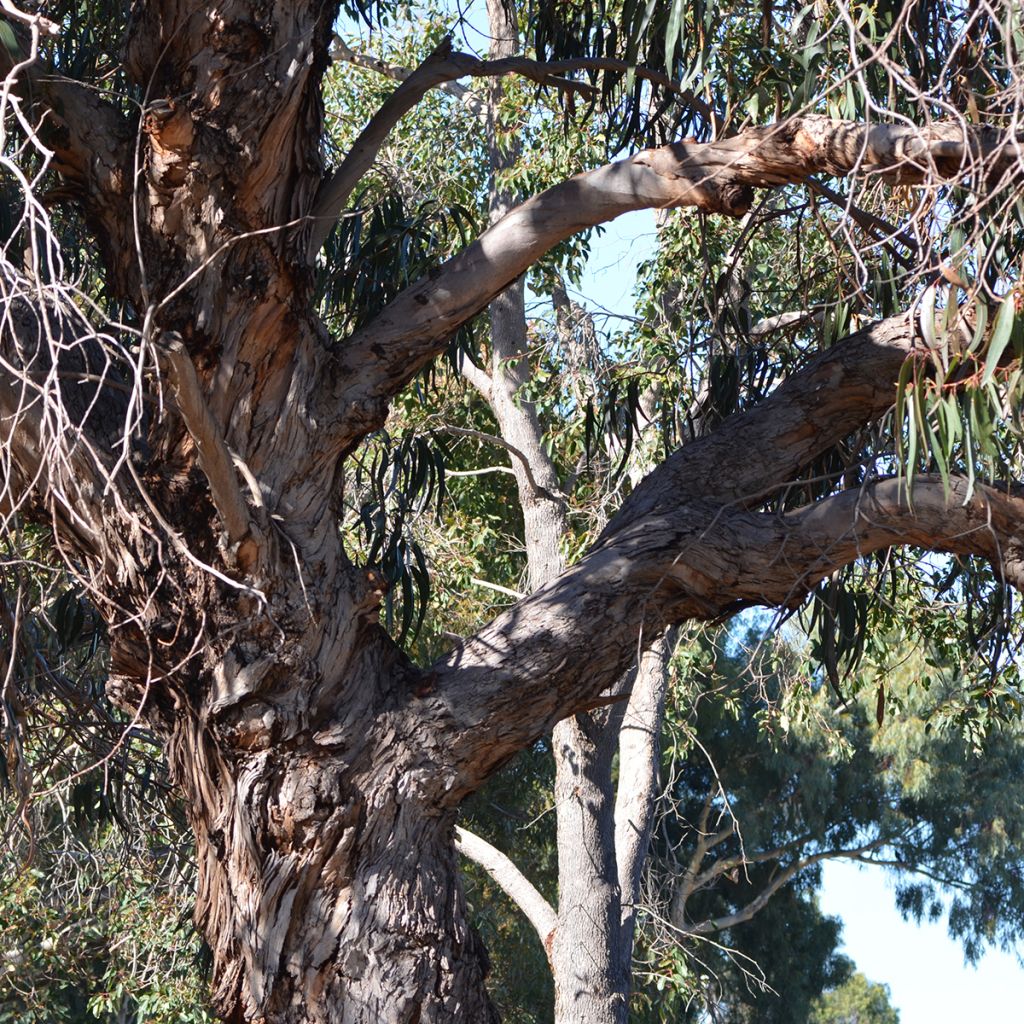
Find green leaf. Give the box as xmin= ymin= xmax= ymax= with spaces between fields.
xmin=925 ymin=403 xmax=949 ymax=497
xmin=895 ymin=357 xmax=914 ymax=469
xmin=981 ymin=297 xmax=1016 ymax=386
xmin=967 ymin=298 xmax=988 ymax=354
xmin=0 ymin=21 xmax=20 ymax=60
xmin=664 ymin=0 xmax=685 ymax=69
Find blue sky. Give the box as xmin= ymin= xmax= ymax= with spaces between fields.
xmin=821 ymin=860 xmax=1023 ymax=1021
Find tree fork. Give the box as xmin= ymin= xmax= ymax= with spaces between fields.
xmin=2 ymin=2 xmax=1024 ymax=1021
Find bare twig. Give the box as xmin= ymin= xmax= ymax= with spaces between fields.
xmin=438 ymin=425 xmax=565 ymax=504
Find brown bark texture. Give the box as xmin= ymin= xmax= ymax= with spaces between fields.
xmin=1 ymin=4 xmax=1023 ymax=1023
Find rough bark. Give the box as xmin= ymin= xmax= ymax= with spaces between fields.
xmin=2 ymin=5 xmax=503 ymax=1019
xmin=436 ymin=470 xmax=1024 ymax=791
xmin=2 ymin=5 xmax=1023 ymax=1022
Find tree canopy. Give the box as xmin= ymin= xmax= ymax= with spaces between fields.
xmin=1 ymin=0 xmax=1023 ymax=1021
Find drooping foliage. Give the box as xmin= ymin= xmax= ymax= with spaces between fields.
xmin=1 ymin=0 xmax=1023 ymax=1020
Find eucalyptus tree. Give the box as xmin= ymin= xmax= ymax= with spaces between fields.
xmin=810 ymin=974 xmax=900 ymax=1024
xmin=632 ymin=634 xmax=1024 ymax=1021
xmin=2 ymin=0 xmax=1024 ymax=1023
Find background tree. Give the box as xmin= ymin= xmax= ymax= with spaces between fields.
xmin=453 ymin=618 xmax=1024 ymax=1021
xmin=809 ymin=973 xmax=900 ymax=1024
xmin=1 ymin=0 xmax=1024 ymax=1022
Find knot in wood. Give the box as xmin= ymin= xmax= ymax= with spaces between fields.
xmin=716 ymin=183 xmax=755 ymax=217
xmin=143 ymin=99 xmax=194 ymax=153
xmin=692 ymin=180 xmax=755 ymax=218
xmin=354 ymin=568 xmax=389 ymax=623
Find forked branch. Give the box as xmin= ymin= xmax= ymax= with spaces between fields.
xmin=679 ymin=840 xmax=886 ymax=935
xmin=437 ymin=473 xmax=1024 ymax=793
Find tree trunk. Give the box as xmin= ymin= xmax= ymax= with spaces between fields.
xmin=6 ymin=1 xmax=1024 ymax=1020
xmin=614 ymin=634 xmax=673 ymax=974
xmin=479 ymin=6 xmax=638 ymax=1016
xmin=0 ymin=4 xmax=504 ymax=1019
xmin=550 ymin=713 xmax=631 ymax=1024
xmin=168 ymin=676 xmax=499 ymax=1023
xmin=474 ymin=6 xmax=676 ymax=1006
xmin=548 ymin=636 xmax=672 ymax=1024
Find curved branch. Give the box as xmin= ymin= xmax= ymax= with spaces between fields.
xmin=454 ymin=825 xmax=558 ymax=953
xmin=670 ymin=820 xmax=747 ymax=928
xmin=323 ymin=116 xmax=1019 ymax=452
xmin=456 ymin=356 xmax=494 ymax=401
xmin=749 ymin=307 xmax=823 ymax=338
xmin=331 ymin=35 xmax=487 ymax=121
xmin=311 ymin=37 xmax=713 ymax=257
xmin=682 ymin=839 xmax=886 ymax=935
xmin=0 ymin=2 xmax=57 ymax=34
xmin=435 ymin=473 xmax=1024 ymax=795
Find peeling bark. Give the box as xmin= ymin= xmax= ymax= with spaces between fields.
xmin=2 ymin=5 xmax=1023 ymax=1022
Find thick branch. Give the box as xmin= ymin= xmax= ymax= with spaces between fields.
xmin=615 ymin=313 xmax=916 ymax=521
xmin=454 ymin=826 xmax=558 ymax=952
xmin=325 ymin=116 xmax=1018 ymax=452
xmin=436 ymin=474 xmax=1024 ymax=793
xmin=430 ymin=311 xmax=931 ymax=790
xmin=159 ymin=336 xmax=256 ymax=551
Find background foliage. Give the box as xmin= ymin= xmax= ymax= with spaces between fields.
xmin=4 ymin=0 xmax=1024 ymax=1019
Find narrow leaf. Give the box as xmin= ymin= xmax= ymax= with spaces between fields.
xmin=981 ymin=297 xmax=1016 ymax=385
